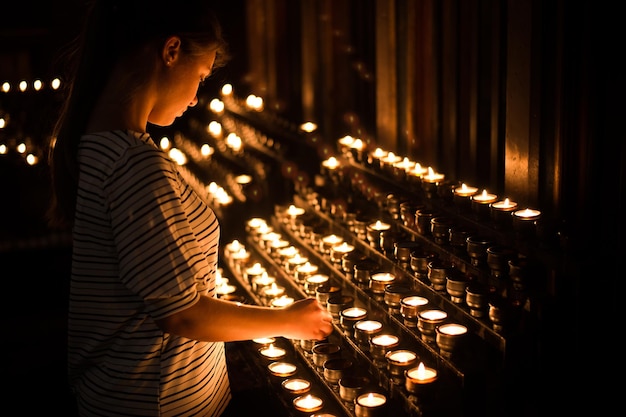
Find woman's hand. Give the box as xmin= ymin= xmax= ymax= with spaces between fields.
xmin=281 ymin=298 xmax=334 ymax=340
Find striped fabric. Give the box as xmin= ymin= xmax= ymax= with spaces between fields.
xmin=68 ymin=130 xmax=231 ymax=416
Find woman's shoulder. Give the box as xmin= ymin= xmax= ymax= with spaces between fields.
xmin=81 ymin=129 xmax=155 ymax=150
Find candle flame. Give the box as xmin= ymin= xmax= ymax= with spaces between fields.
xmin=417 ymin=362 xmax=426 ymax=378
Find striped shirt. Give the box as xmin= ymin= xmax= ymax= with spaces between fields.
xmin=68 ymin=130 xmax=231 ymax=416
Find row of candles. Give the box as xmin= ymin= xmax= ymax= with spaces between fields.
xmin=280 ymin=201 xmax=514 ymax=331
xmin=243 ymin=207 xmax=488 ymax=341
xmin=321 ymin=140 xmax=543 ymax=238
xmin=221 ymin=214 xmax=470 ymax=415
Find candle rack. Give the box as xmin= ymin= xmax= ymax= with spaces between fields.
xmin=188 ymin=94 xmax=561 ymax=416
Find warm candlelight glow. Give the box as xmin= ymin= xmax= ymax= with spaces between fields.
xmin=286 ymin=204 xmax=305 ymax=217
xmin=438 ymin=323 xmax=468 ymax=336
xmin=368 ymin=220 xmax=391 ymax=231
xmin=410 ymin=162 xmax=429 ymax=176
xmin=253 ymin=337 xmax=275 ymax=345
xmin=422 ymin=167 xmax=445 ymax=183
xmin=245 ymin=262 xmax=266 ymax=277
xmin=341 ymin=307 xmax=367 ymax=318
xmin=401 ymin=295 xmax=429 ymax=308
xmin=387 ymin=349 xmax=417 ymax=364
xmin=393 ymin=157 xmax=415 ymax=172
xmin=491 ymin=198 xmax=518 ymax=210
xmin=349 ymin=138 xmax=365 ymax=150
xmin=419 ymin=309 xmax=448 ymax=321
xmin=271 ymin=295 xmax=295 ymax=307
xmin=293 ymin=394 xmax=323 ymax=412
xmin=370 ymin=272 xmax=395 ymax=283
xmin=371 ymin=334 xmax=399 ymax=347
xmin=322 ymin=156 xmax=340 ymax=169
xmin=454 ymin=183 xmax=479 ymax=197
xmin=472 ymin=189 xmax=498 ymax=203
xmin=268 ymin=361 xmax=297 ymax=377
xmin=356 ymin=392 xmax=387 ymax=407
xmin=354 ymin=320 xmax=383 ymax=332
xmin=406 ymin=362 xmax=438 ymax=383
xmin=338 ymin=135 xmax=355 ymax=147
xmin=282 ymin=377 xmax=311 ymax=394
xmin=296 ymin=261 xmax=318 ymax=274
xmin=381 ymin=151 xmax=402 ymax=164
xmin=259 ymin=343 xmax=286 ymax=359
xmin=262 ymin=283 xmax=285 ymax=298
xmin=513 ymin=208 xmax=542 ymax=219
xmin=300 ymin=121 xmax=318 ymax=132
xmin=372 ymin=147 xmax=387 ymax=158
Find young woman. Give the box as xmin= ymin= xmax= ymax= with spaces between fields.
xmin=48 ymin=1 xmax=333 ymax=415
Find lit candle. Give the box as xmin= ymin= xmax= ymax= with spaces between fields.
xmin=453 ymin=183 xmax=479 ymax=197
xmin=293 ymin=394 xmax=323 ymax=413
xmin=354 ymin=319 xmax=383 ymax=347
xmin=246 ymin=217 xmax=266 ymax=231
xmin=512 ymin=208 xmax=542 ymax=238
xmin=294 ymin=262 xmax=319 ymax=283
xmin=338 ymin=135 xmax=355 ymax=149
xmin=270 ymin=295 xmax=295 ymax=308
xmin=369 ymin=272 xmax=396 ymax=294
xmin=329 ymin=242 xmax=355 ymax=263
xmin=472 ymin=189 xmax=498 ymax=204
xmin=304 ymin=273 xmax=330 ymax=296
xmin=422 ymin=167 xmax=445 ymax=183
xmin=386 ymin=349 xmax=417 ymax=364
xmin=366 ymin=220 xmax=391 ymax=250
xmin=436 ymin=323 xmax=468 ymax=356
xmin=259 ymin=343 xmax=286 ymax=360
xmin=224 ymin=239 xmax=243 ymax=260
xmin=400 ymin=295 xmax=429 ymax=325
xmin=339 ymin=307 xmax=368 ymax=333
xmin=369 ymin=334 xmax=400 ymax=362
xmin=405 ymin=362 xmax=438 ymax=394
xmin=281 ymin=377 xmax=310 ymax=394
xmin=322 ymin=156 xmax=340 ymax=170
xmin=320 ymin=234 xmax=344 ymax=254
xmin=355 ymin=392 xmax=387 ymax=416
xmin=229 ymin=247 xmax=250 ymax=268
xmin=286 ymin=204 xmax=305 ymax=218
xmin=386 ymin=349 xmax=418 ymax=379
xmin=471 ymin=189 xmax=498 ymax=217
xmin=244 ymin=262 xmax=266 ymax=283
xmin=490 ymin=198 xmax=519 ymax=227
xmin=380 ymin=151 xmax=402 ymax=169
xmin=393 ymin=157 xmax=415 ymax=172
xmin=300 ymin=121 xmax=318 ymax=133
xmin=215 ymin=281 xmax=236 ymax=296
xmin=370 ymin=334 xmax=399 ymax=347
xmin=513 ymin=207 xmax=541 ymax=220
xmin=410 ymin=162 xmax=428 ymax=177
xmin=348 ymin=138 xmax=366 ymax=161
xmin=260 ymin=231 xmax=282 ymax=250
xmin=491 ymin=198 xmax=518 ymax=211
xmin=268 ymin=361 xmax=297 ymax=377
xmin=368 ymin=220 xmax=391 ymax=231
xmin=286 ymin=253 xmax=309 ymax=273
xmin=261 ymin=283 xmax=285 ymax=300
xmin=417 ymin=309 xmax=448 ymax=342
xmin=253 ymin=337 xmax=275 ymax=346
xmin=251 ymin=272 xmax=276 ymax=293
xmin=278 ymin=245 xmax=299 ymax=264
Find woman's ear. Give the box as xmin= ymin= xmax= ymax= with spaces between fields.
xmin=163 ymin=36 xmax=182 ymax=66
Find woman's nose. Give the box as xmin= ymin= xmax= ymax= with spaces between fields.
xmin=189 ymin=96 xmax=198 ymax=107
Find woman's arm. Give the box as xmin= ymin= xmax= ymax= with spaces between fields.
xmin=155 ymin=296 xmax=334 ymax=342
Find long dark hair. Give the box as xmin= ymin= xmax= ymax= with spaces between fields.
xmin=47 ymin=0 xmax=229 ymax=228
